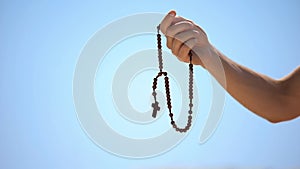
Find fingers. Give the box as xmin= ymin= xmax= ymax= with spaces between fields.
xmin=169 ymin=29 xmax=199 ymax=54
xmin=166 ymin=20 xmax=193 ymax=37
xmin=160 ymin=10 xmax=176 ymax=34
xmin=166 ymin=36 xmax=173 ymax=49
xmin=169 ymin=29 xmax=199 ymax=53
xmin=161 ymin=12 xmax=197 ymax=63
xmin=160 ymin=11 xmax=209 ymax=65
xmin=170 ymin=16 xmax=186 ymax=26
xmin=166 ymin=20 xmax=194 ymax=49
xmin=176 ymin=38 xmax=196 ymax=63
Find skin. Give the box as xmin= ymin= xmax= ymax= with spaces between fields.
xmin=160 ymin=10 xmax=300 ymax=123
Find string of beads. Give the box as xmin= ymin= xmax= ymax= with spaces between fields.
xmin=151 ymin=25 xmax=194 ymax=133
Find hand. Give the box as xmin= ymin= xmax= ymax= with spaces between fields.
xmin=160 ymin=10 xmax=215 ymax=67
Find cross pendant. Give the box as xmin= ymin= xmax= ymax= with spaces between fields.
xmin=151 ymin=101 xmax=160 ymax=118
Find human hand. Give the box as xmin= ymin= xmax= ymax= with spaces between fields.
xmin=160 ymin=10 xmax=216 ymax=67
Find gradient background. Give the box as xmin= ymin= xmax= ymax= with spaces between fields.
xmin=1 ymin=0 xmax=300 ymax=169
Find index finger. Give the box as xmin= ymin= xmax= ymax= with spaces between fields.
xmin=160 ymin=10 xmax=176 ymax=34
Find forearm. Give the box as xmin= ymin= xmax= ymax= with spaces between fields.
xmin=159 ymin=11 xmax=300 ymax=122
xmin=200 ymin=46 xmax=296 ymax=123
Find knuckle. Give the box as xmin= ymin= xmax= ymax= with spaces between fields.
xmin=192 ymin=30 xmax=200 ymax=37
xmin=186 ymin=21 xmax=194 ymax=28
xmin=178 ymin=21 xmax=193 ymax=30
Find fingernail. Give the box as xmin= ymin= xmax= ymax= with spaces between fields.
xmin=168 ymin=11 xmax=175 ymax=16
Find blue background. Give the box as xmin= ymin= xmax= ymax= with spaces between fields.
xmin=1 ymin=0 xmax=300 ymax=168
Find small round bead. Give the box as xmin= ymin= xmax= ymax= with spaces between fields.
xmin=155 ymin=29 xmax=195 ymax=133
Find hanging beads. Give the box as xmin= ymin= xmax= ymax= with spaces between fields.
xmin=151 ymin=25 xmax=194 ymax=133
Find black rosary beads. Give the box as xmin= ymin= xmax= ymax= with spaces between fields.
xmin=151 ymin=25 xmax=194 ymax=133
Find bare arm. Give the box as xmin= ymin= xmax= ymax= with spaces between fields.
xmin=160 ymin=11 xmax=300 ymax=123
xmin=210 ymin=49 xmax=300 ymax=123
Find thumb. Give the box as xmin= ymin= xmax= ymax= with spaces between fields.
xmin=160 ymin=10 xmax=176 ymax=34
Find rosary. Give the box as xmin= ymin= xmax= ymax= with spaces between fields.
xmin=151 ymin=25 xmax=194 ymax=133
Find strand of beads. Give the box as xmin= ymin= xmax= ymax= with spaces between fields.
xmin=151 ymin=25 xmax=194 ymax=133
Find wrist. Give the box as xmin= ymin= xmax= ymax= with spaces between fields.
xmin=192 ymin=44 xmax=219 ymax=68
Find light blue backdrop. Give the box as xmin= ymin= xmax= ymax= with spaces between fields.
xmin=1 ymin=0 xmax=299 ymax=169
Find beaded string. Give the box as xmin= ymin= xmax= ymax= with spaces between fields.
xmin=151 ymin=25 xmax=194 ymax=133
